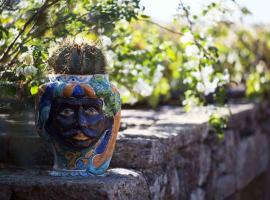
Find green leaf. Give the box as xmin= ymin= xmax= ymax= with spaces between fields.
xmin=30 ymin=86 xmax=39 ymax=95
xmin=241 ymin=7 xmax=251 ymax=15
xmin=140 ymin=14 xmax=150 ymax=19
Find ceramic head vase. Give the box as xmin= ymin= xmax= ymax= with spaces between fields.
xmin=36 ymin=41 xmax=121 ymax=176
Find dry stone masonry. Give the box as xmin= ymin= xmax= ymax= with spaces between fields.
xmin=0 ymin=102 xmax=269 ymax=200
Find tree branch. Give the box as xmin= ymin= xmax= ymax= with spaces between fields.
xmin=179 ymin=1 xmax=213 ymax=59
xmin=139 ymin=19 xmax=183 ymax=36
xmin=0 ymin=0 xmax=60 ymax=64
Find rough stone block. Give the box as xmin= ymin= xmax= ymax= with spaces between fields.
xmin=227 ymin=104 xmax=257 ymax=134
xmin=213 ymin=130 xmax=238 ymax=176
xmin=215 ymin=174 xmax=236 ymax=199
xmin=142 ymin=165 xmax=180 ymax=200
xmin=227 ymin=173 xmax=267 ymax=200
xmin=236 ymin=133 xmax=268 ymax=190
xmin=111 ymin=123 xmax=208 ymax=169
xmin=0 ymin=103 xmax=269 ymax=200
xmin=0 ymin=111 xmax=35 ymax=137
xmin=198 ymin=144 xmax=211 ymax=186
xmin=173 ymin=143 xmax=211 ymax=199
xmin=7 ymin=136 xmax=53 ymax=167
xmin=190 ymin=188 xmax=205 ymax=200
xmin=0 ymin=168 xmax=150 ymax=200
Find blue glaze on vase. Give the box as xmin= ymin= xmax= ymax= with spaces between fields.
xmin=36 ymin=74 xmax=121 ymax=176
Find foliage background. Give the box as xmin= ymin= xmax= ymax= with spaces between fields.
xmin=0 ymin=0 xmax=270 ymax=114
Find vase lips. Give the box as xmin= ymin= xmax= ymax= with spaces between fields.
xmin=72 ymin=131 xmax=92 ymax=141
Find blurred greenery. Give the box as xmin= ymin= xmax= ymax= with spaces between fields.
xmin=209 ymin=112 xmax=228 ymax=139
xmin=0 ymin=0 xmax=269 ymax=112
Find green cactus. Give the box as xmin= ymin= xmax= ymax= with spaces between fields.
xmin=48 ymin=40 xmax=107 ymax=75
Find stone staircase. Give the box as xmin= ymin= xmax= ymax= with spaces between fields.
xmin=0 ymin=103 xmax=269 ymax=200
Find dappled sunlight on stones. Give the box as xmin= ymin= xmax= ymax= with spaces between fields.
xmin=0 ymin=103 xmax=269 ymax=199
xmin=120 ymin=128 xmax=178 ymax=139
xmin=109 ymin=168 xmax=140 ymax=177
xmin=0 ymin=168 xmax=150 ymax=200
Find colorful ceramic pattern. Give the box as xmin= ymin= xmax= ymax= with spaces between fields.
xmin=36 ymin=74 xmax=121 ymax=176
xmin=48 ymin=74 xmax=109 ymax=84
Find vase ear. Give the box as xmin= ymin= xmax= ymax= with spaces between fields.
xmin=92 ymin=111 xmax=121 ymax=169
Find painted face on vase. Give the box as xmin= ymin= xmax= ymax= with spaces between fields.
xmin=37 ymin=76 xmax=121 ymax=176
xmin=45 ymin=97 xmax=113 ymax=150
xmin=36 ymin=42 xmax=121 ymax=176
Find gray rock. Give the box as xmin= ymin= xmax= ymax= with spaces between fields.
xmin=215 ymin=174 xmax=236 ymax=199
xmin=0 ymin=135 xmax=53 ymax=168
xmin=236 ymin=132 xmax=268 ymax=190
xmin=175 ymin=143 xmax=201 ymax=199
xmin=190 ymin=188 xmax=205 ymax=200
xmin=0 ymin=103 xmax=269 ymax=200
xmin=0 ymin=168 xmax=150 ymax=200
xmin=214 ymin=130 xmax=238 ymax=176
xmin=227 ymin=104 xmax=256 ymax=131
xmin=146 ymin=169 xmax=168 ymax=200
xmin=198 ymin=144 xmax=211 ymax=186
xmin=112 ymin=121 xmax=208 ymax=169
xmin=142 ymin=166 xmax=180 ymax=200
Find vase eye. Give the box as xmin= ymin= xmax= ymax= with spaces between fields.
xmin=84 ymin=107 xmax=98 ymax=116
xmin=59 ymin=108 xmax=74 ymax=117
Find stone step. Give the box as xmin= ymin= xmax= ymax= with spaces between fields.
xmin=0 ymin=168 xmax=150 ymax=200
xmin=0 ymin=104 xmax=257 ymax=169
xmin=0 ymin=103 xmax=266 ymax=200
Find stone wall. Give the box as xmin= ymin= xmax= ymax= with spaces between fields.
xmin=0 ymin=102 xmax=269 ymax=200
